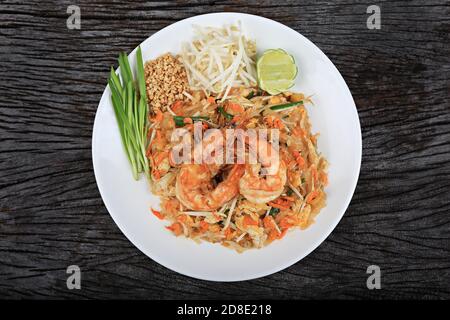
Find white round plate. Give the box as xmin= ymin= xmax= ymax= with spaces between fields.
xmin=92 ymin=12 xmax=361 ymax=281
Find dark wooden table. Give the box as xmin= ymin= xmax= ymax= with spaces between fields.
xmin=1 ymin=0 xmax=449 ymax=299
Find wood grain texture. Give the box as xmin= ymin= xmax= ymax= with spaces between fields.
xmin=0 ymin=0 xmax=449 ymax=299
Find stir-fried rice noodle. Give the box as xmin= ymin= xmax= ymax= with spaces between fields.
xmin=147 ymin=86 xmax=328 ymax=252
xmin=143 ymin=24 xmax=328 ymax=252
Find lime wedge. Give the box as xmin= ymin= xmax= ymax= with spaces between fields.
xmin=257 ymin=49 xmax=298 ymax=95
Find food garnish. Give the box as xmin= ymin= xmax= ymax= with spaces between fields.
xmin=144 ymin=53 xmax=188 ymax=112
xmin=217 ymin=106 xmax=234 ymax=120
xmin=257 ymin=49 xmax=298 ymax=95
xmin=108 ymin=47 xmax=149 ymax=180
xmin=270 ymin=101 xmax=304 ymax=111
xmin=180 ymin=23 xmax=257 ymax=101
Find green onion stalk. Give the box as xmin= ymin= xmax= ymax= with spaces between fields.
xmin=269 ymin=100 xmax=303 ymax=111
xmin=108 ymin=47 xmax=150 ymax=180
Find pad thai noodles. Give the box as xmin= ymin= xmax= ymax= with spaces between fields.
xmin=109 ymin=23 xmax=328 ymax=252
xmin=147 ymin=89 xmax=328 ymax=252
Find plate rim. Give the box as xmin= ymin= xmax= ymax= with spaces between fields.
xmin=92 ymin=12 xmax=362 ymax=282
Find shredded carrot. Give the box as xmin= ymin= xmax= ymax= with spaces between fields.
xmin=183 ymin=117 xmax=193 ymax=124
xmin=276 ymin=198 xmax=290 ymax=205
xmin=199 ymin=220 xmax=209 ymax=233
xmin=207 ymin=96 xmax=215 ymax=104
xmin=243 ymin=215 xmax=258 ymax=227
xmin=292 ymin=150 xmax=306 ymax=168
xmin=268 ymin=202 xmax=290 ymax=210
xmin=297 ymin=155 xmax=306 ymax=168
xmin=279 ymin=217 xmax=293 ymax=229
xmin=268 ymin=229 xmax=278 ymax=242
xmin=292 ymin=126 xmax=306 ymax=137
xmin=269 ymin=197 xmax=293 ymax=208
xmin=223 ymin=227 xmax=233 ymax=240
xmin=263 ymin=216 xmax=277 ymax=229
xmin=263 ymin=116 xmax=284 ymax=129
xmin=152 ymin=169 xmax=161 ymax=180
xmin=171 ymin=100 xmax=184 ymax=115
xmin=268 ymin=228 xmax=288 ymax=241
xmin=151 ymin=208 xmax=164 ymax=220
xmin=227 ymin=102 xmax=244 ymax=113
xmin=272 ymin=198 xmax=282 ymax=204
xmin=278 ymin=229 xmax=288 ymax=239
xmin=306 ymin=190 xmax=320 ymax=204
xmin=273 ymin=118 xmax=285 ymax=129
xmin=152 ymin=109 xmax=163 ymax=123
xmin=166 ymin=223 xmax=183 ymax=236
xmin=231 ymin=115 xmax=242 ymax=123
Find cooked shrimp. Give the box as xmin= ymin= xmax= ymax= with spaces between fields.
xmin=239 ymin=138 xmax=287 ymax=204
xmin=175 ymin=163 xmax=244 ymax=211
xmin=239 ymin=161 xmax=287 ymax=204
xmin=175 ymin=128 xmax=246 ymax=210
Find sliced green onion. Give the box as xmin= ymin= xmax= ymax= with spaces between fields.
xmin=173 ymin=116 xmax=209 ymax=127
xmin=218 ymin=106 xmax=233 ymax=120
xmin=245 ymin=88 xmax=263 ymax=99
xmin=269 ymin=207 xmax=280 ymax=217
xmin=270 ymin=101 xmax=303 ymax=111
xmin=245 ymin=91 xmax=254 ymax=99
